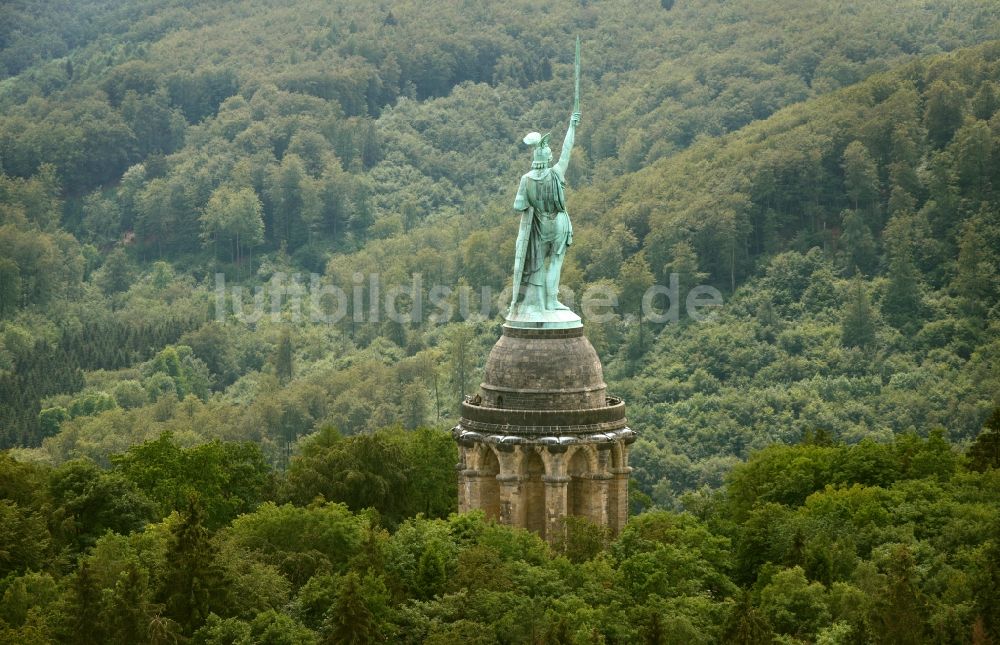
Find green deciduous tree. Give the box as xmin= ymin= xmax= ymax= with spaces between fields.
xmin=98 ymin=248 xmax=135 ymax=294
xmin=619 ymin=251 xmax=655 ymax=353
xmin=265 ymin=154 xmax=311 ymax=250
xmin=224 ymin=501 xmax=365 ymax=589
xmin=759 ymin=566 xmax=832 ymax=637
xmin=0 ymin=257 xmax=20 ymax=317
xmin=952 ymin=119 xmax=993 ymax=201
xmin=972 ymin=82 xmax=999 ymax=121
xmin=275 ymin=329 xmax=294 ymax=385
xmin=48 ymin=458 xmax=155 ymax=552
xmin=80 ymin=192 xmax=122 ymax=248
xmin=0 ymin=500 xmax=49 ymax=578
xmin=200 ymin=185 xmax=265 ymax=274
xmin=283 ymin=428 xmax=407 ymax=521
xmin=112 ymin=432 xmax=273 ymax=529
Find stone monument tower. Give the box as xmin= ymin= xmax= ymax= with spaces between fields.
xmin=453 ymin=324 xmax=635 ymax=541
xmin=453 ymin=41 xmax=635 ymax=541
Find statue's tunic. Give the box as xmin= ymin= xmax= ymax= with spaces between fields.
xmin=513 ymin=167 xmax=573 ymax=287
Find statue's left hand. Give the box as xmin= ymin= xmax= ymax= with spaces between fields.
xmin=570 ymin=112 xmax=581 ymax=127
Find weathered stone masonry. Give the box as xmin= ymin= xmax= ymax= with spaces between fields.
xmin=453 ymin=324 xmax=635 ymax=542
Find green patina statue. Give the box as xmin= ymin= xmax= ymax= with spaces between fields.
xmin=507 ymin=38 xmax=583 ymax=328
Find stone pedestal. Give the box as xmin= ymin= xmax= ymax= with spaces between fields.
xmin=505 ymin=307 xmax=582 ymax=329
xmin=454 ymin=323 xmax=635 ymax=542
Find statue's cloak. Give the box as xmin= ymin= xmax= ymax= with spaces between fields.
xmin=512 ymin=167 xmax=573 ymax=285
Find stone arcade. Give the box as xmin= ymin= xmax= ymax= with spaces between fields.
xmin=452 ymin=324 xmax=635 ymax=542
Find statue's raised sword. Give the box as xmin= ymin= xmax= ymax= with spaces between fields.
xmin=574 ymin=35 xmax=580 ymax=114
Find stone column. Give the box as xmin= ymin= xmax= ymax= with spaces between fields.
xmin=543 ymin=475 xmax=570 ymax=543
xmin=589 ymin=473 xmax=613 ymax=527
xmin=496 ymin=473 xmax=523 ymax=526
xmin=588 ymin=445 xmax=613 ymax=527
xmin=609 ymin=468 xmax=630 ymax=534
xmin=541 ymin=448 xmax=567 ymax=542
xmin=496 ymin=445 xmax=524 ymax=527
xmin=458 ymin=468 xmax=476 ymax=513
xmin=609 ymin=441 xmax=632 ymax=534
xmin=456 ymin=448 xmax=471 ymax=513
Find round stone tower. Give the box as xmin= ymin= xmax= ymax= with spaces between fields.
xmin=453 ymin=324 xmax=635 ymax=541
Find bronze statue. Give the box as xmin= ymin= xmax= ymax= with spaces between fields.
xmin=508 ymin=38 xmax=582 ymax=328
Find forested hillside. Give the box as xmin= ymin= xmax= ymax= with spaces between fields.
xmin=0 ymin=0 xmax=998 ymax=462
xmin=2 ymin=427 xmax=999 ymax=642
xmin=2 ymin=0 xmax=1000 ymax=641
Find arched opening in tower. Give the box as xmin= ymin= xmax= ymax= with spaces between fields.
xmin=479 ymin=447 xmax=501 ymax=521
xmin=568 ymin=447 xmax=592 ymax=520
xmin=523 ymin=449 xmax=546 ymax=538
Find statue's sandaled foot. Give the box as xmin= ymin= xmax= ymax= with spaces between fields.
xmin=546 ymin=300 xmax=571 ymax=311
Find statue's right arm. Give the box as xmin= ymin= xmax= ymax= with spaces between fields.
xmin=554 ymin=112 xmax=580 ymax=177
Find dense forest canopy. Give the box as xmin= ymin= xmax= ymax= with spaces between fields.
xmin=2 ymin=427 xmax=999 ymax=642
xmin=1 ymin=0 xmax=1000 ymax=641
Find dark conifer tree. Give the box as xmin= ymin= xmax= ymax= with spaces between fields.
xmin=924 ymin=80 xmax=965 ymax=148
xmin=973 ymin=518 xmax=1000 ymax=642
xmin=972 ymin=81 xmax=999 ymax=121
xmin=840 ymin=210 xmax=877 ymax=275
xmin=870 ymin=545 xmax=929 ymax=644
xmin=883 ymin=247 xmax=922 ymax=331
xmin=841 ymin=275 xmax=876 ymax=348
xmin=0 ymin=258 xmax=20 ymax=317
xmin=954 ymin=216 xmax=998 ymax=321
xmin=323 ymin=571 xmax=378 ymax=644
xmin=66 ymin=562 xmax=105 ymax=645
xmin=968 ymin=408 xmax=1000 ymax=472
xmin=275 ymin=330 xmax=294 ymax=384
xmin=722 ymin=592 xmax=774 ymax=644
xmin=108 ymin=562 xmax=157 ymax=643
xmin=160 ymin=497 xmax=226 ymax=635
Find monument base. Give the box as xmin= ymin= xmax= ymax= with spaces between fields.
xmin=453 ymin=321 xmax=633 ymax=542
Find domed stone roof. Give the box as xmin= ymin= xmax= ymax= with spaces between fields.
xmin=479 ymin=325 xmax=606 ymax=411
